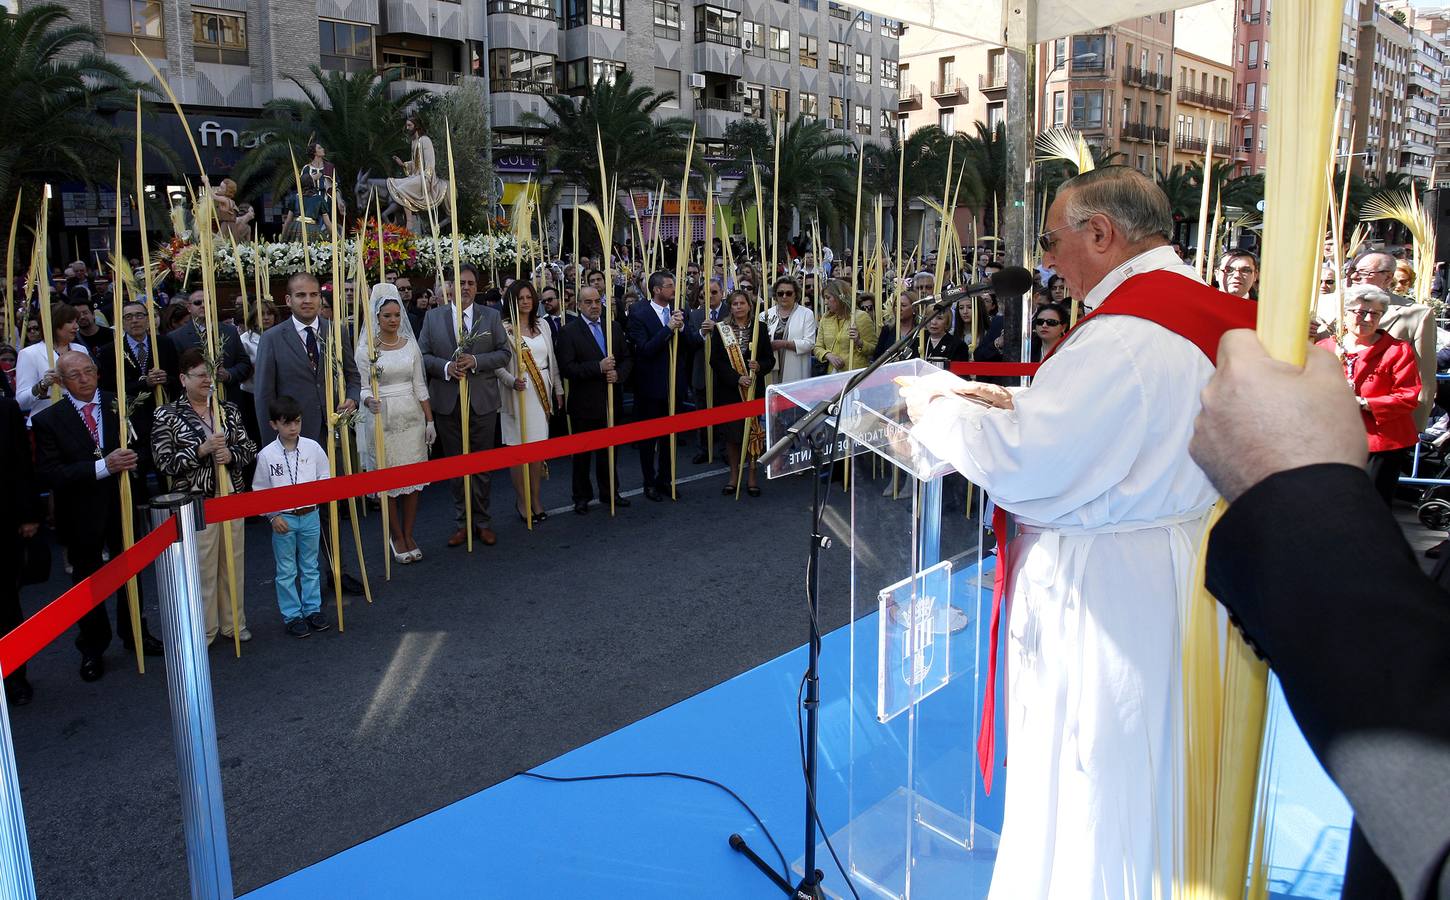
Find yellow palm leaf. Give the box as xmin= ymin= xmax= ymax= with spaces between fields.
xmin=1035 ymin=127 xmax=1095 ymax=174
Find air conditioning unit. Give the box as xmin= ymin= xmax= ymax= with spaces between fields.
xmin=688 ymin=73 xmax=707 ymax=90
xmin=732 ymin=80 xmax=747 ymax=96
xmin=742 ymin=38 xmax=754 ymax=52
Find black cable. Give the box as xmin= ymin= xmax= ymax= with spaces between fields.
xmin=796 ymin=673 xmax=862 ymax=900
xmin=516 ymin=769 xmax=791 ymax=884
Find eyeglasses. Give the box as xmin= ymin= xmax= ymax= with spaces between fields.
xmin=1033 ymin=317 xmax=1064 ymax=327
xmin=1346 ymin=307 xmax=1384 ymax=319
xmin=775 ymin=289 xmax=795 ymax=297
xmin=1222 ymin=266 xmax=1256 ymax=276
xmin=1037 ymin=220 xmax=1086 ymax=254
xmin=121 ymin=312 xmax=147 ymax=321
xmin=1350 ymin=268 xmax=1394 ymax=279
xmin=182 ymin=369 xmax=211 ymax=380
xmin=189 ymin=298 xmax=206 ymax=307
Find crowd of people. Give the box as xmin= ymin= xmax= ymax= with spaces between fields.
xmin=0 ymin=208 xmax=1443 ymax=711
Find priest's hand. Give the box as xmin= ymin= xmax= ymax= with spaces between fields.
xmin=898 ymin=373 xmax=1013 ymax=424
xmin=1191 ymin=330 xmax=1368 ymax=502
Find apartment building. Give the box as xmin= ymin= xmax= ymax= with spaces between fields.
xmin=1171 ymin=1 xmax=1235 ymax=173
xmin=894 ymin=38 xmax=998 ymax=138
xmin=1351 ymin=0 xmax=1411 ymax=182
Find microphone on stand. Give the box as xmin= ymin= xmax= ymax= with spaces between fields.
xmin=909 ymin=266 xmax=1036 ymax=312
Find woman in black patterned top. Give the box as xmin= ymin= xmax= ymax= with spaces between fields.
xmin=708 ymin=290 xmax=774 ymax=497
xmin=152 ymin=347 xmax=257 ymax=644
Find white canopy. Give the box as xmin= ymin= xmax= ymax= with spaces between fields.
xmin=850 ymin=0 xmax=1207 ymax=44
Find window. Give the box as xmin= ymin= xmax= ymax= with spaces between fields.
xmin=1072 ymin=34 xmax=1105 ymax=69
xmin=561 ymin=58 xmax=625 ymax=90
xmin=799 ymin=34 xmax=818 ymax=68
xmin=881 ymin=109 xmax=893 ymax=133
xmin=695 ymin=5 xmax=739 ymax=45
xmin=828 ymin=41 xmax=846 ymax=74
xmin=938 ymin=108 xmax=954 ymax=132
xmin=1071 ymin=89 xmax=1104 ymax=127
xmin=487 ymin=0 xmax=555 ymax=17
xmin=319 ymin=20 xmax=373 ymax=72
xmin=1243 ymin=81 xmax=1256 ymax=108
xmin=986 ymin=102 xmax=1004 ymax=131
xmin=566 ymin=0 xmax=622 ymax=29
xmin=855 ymin=52 xmax=871 ymax=83
xmin=655 ymin=68 xmax=680 ymax=106
xmin=1121 ymin=98 xmax=1129 ymax=125
xmin=745 ymin=83 xmax=766 ymax=118
xmin=654 ymin=0 xmax=680 ymax=39
xmin=769 ymin=26 xmax=790 ymax=63
xmin=881 ymin=18 xmax=901 ymax=37
xmin=799 ymin=91 xmax=818 ymax=118
xmin=1258 ymin=122 xmax=1267 ymax=151
xmin=800 ymin=0 xmax=817 ymax=10
xmin=1247 ymin=40 xmax=1258 ymax=68
xmin=880 ymin=58 xmax=898 ymax=90
xmin=1053 ymin=38 xmax=1066 ymax=68
xmin=855 ymin=105 xmax=871 ymax=135
xmin=856 ymin=12 xmax=871 ymax=32
xmin=829 ymin=95 xmax=845 ymax=121
xmin=769 ymin=87 xmax=789 ymax=120
xmin=192 ymin=9 xmax=246 ymax=65
xmin=1052 ymin=90 xmax=1065 ymax=126
xmin=743 ymin=20 xmax=764 ymax=57
xmin=104 ymin=0 xmax=163 ymax=54
xmin=491 ymin=49 xmax=557 ymax=93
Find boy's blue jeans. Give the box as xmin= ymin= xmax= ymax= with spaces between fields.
xmin=272 ymin=510 xmax=322 ymax=622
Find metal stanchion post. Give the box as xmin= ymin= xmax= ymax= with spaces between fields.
xmin=149 ymin=493 xmax=234 ymax=900
xmin=0 ymin=668 xmax=35 ymax=900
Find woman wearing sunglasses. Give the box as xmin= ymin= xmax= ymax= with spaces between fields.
xmin=1031 ymin=302 xmax=1070 ymax=362
xmin=763 ymin=276 xmax=817 ymax=385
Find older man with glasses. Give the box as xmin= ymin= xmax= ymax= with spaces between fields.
xmin=1349 ymin=250 xmax=1436 ymax=429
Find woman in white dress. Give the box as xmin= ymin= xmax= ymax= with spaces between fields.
xmin=497 ymin=280 xmax=562 ymax=525
xmin=358 ymin=284 xmax=436 ymax=562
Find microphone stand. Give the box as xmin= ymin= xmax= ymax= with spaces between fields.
xmin=730 ymin=289 xmax=962 ymax=898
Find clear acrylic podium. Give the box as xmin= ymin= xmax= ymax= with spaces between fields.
xmin=765 ymin=360 xmax=1002 ymax=899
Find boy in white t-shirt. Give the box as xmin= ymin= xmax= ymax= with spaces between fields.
xmin=251 ymin=395 xmax=331 ymax=638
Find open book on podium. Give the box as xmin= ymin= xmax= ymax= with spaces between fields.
xmin=765 ymin=359 xmax=1002 ymax=899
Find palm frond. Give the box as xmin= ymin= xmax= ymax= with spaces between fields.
xmin=1035 ymin=127 xmax=1094 ymax=174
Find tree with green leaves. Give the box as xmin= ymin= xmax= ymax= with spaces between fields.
xmin=0 ymin=4 xmax=162 ymax=224
xmin=725 ymin=116 xmax=856 ymax=255
xmin=235 ymin=66 xmax=428 ymax=216
xmin=522 ymin=70 xmax=695 ymax=224
xmin=414 ymin=78 xmax=496 ymax=232
xmin=962 ymin=121 xmax=1007 ymax=236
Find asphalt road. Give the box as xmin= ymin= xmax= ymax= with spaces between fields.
xmin=8 ymin=444 xmax=982 ymax=899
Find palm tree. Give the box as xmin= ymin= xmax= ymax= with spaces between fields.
xmin=962 ymin=121 xmax=1007 ymax=236
xmin=726 ymin=116 xmax=856 ymax=257
xmin=864 ymin=125 xmax=983 ymax=229
xmin=0 ymin=4 xmax=160 ymax=221
xmin=523 ymin=70 xmax=695 ymax=218
xmin=235 ymin=66 xmax=428 ymax=208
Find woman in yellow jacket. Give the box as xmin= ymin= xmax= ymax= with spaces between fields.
xmin=813 ymin=279 xmax=878 ymax=374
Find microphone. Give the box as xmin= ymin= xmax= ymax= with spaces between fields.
xmin=910 ymin=266 xmax=1035 ymax=309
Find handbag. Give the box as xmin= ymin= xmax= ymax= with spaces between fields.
xmin=18 ymin=534 xmax=51 ymax=586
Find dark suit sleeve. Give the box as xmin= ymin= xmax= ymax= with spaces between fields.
xmin=471 ymin=307 xmax=512 ymax=372
xmin=252 ymin=331 xmax=276 ymax=443
xmin=222 ymin=325 xmax=252 ymax=384
xmin=341 ymin=330 xmax=361 ymax=404
xmin=1207 ymin=463 xmax=1450 ymax=900
xmin=32 ymin=412 xmax=102 ymax=489
xmin=627 ymin=306 xmax=675 ymax=360
xmin=557 ymin=324 xmax=601 ymax=382
xmin=5 ymin=401 xmax=41 ymax=524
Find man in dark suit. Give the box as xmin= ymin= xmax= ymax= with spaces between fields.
xmin=419 ymin=263 xmax=512 ymax=546
xmin=0 ymin=395 xmax=41 ymax=705
xmin=97 ymin=299 xmax=173 ymax=477
xmin=251 ymin=273 xmax=360 ymax=447
xmin=625 ymin=271 xmax=696 ymax=501
xmin=1192 ymin=330 xmax=1450 ymax=900
xmin=557 ymin=286 xmax=633 ymax=515
xmin=166 ymin=288 xmax=251 ymax=398
xmin=32 ymin=351 xmax=162 ymax=683
xmin=686 ymin=279 xmax=725 ymax=464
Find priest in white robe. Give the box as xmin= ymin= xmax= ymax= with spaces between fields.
xmin=900 ymin=166 xmax=1254 ymax=900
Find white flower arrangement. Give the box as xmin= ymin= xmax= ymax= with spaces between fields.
xmin=162 ymin=233 xmax=525 ymax=281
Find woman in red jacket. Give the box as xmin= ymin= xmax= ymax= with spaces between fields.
xmin=1316 ymin=284 xmax=1423 ymax=505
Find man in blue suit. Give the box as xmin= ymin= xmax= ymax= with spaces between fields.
xmin=625 ymin=271 xmax=696 ymax=501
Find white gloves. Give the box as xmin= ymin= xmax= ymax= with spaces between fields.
xmin=425 ymin=420 xmax=437 ymax=446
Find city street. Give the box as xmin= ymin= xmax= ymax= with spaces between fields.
xmin=7 ymin=447 xmax=981 ymax=898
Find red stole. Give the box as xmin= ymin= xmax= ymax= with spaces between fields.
xmin=977 ymin=269 xmax=1255 ymax=793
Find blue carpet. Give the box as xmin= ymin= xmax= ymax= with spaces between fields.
xmin=247 ymin=557 xmax=1348 ymax=899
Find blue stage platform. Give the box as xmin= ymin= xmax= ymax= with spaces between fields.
xmin=246 ymin=558 xmax=1350 ymax=899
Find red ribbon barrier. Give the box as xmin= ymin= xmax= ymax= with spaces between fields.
xmin=0 ymin=516 xmax=178 ymax=676
xmin=948 ymin=362 xmax=1041 ymax=377
xmin=0 ymin=398 xmax=769 ymax=672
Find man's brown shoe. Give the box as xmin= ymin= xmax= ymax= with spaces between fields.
xmin=476 ymin=527 xmax=497 ymax=546
xmin=447 ymin=528 xmax=467 ymax=547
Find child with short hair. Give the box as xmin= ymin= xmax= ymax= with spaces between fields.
xmin=251 ymin=395 xmax=331 ymax=638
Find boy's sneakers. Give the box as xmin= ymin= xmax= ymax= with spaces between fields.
xmin=285 ymin=619 xmax=310 ymax=639
xmin=305 ymin=612 xmax=331 ymax=633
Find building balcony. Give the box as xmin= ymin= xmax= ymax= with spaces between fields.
xmin=1123 ymin=66 xmax=1171 ymax=93
xmin=695 ymin=42 xmax=744 ymax=77
xmin=1175 ymin=134 xmax=1231 ymax=156
xmin=694 ymin=97 xmax=744 ymax=139
xmin=1234 ymin=103 xmax=1258 ymax=120
xmin=898 ymin=85 xmax=922 ymax=109
xmin=1176 ymin=87 xmax=1233 ymax=112
xmin=978 ymin=69 xmax=1006 ymax=95
xmin=1120 ymin=121 xmax=1170 ymax=144
xmin=1072 ymin=56 xmax=1108 ymax=76
xmin=930 ymin=78 xmax=969 ymax=103
xmin=490 ymin=77 xmax=557 ymax=96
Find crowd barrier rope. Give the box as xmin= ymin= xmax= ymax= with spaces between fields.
xmin=0 ymin=361 xmax=1040 ymax=677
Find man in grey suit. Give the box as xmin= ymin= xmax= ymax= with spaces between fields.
xmin=418 ymin=263 xmax=512 ymax=547
xmin=252 ymin=272 xmax=360 ymax=447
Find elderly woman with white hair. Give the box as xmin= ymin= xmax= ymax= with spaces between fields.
xmin=358 ymin=282 xmax=436 ymax=562
xmin=1315 ymin=283 xmax=1422 ymax=505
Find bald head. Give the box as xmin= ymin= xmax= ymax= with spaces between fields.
xmin=577 ymin=286 xmax=603 ymax=321
xmin=57 ymin=350 xmax=99 ymax=402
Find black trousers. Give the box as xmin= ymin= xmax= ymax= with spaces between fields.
xmin=0 ymin=540 xmax=25 ymax=686
xmin=1367 ymin=448 xmax=1409 ymax=507
xmin=434 ymin=406 xmax=496 ymax=527
xmin=570 ymin=415 xmax=618 ymax=503
xmin=71 ymin=528 xmax=146 ymax=660
xmin=634 ymin=396 xmax=673 ymax=490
